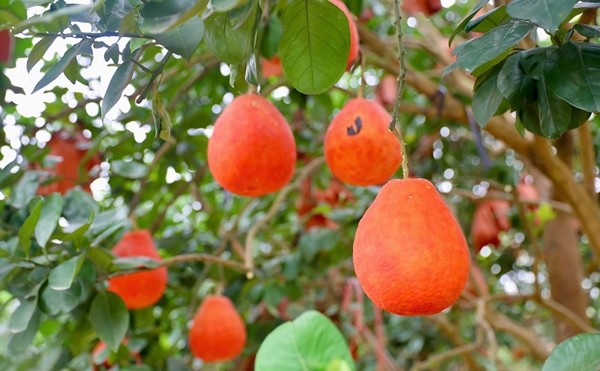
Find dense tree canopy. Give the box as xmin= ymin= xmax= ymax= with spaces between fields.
xmin=1 ymin=0 xmax=600 ymax=370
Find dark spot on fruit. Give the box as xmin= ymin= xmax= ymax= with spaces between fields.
xmin=347 ymin=116 xmax=362 ymax=136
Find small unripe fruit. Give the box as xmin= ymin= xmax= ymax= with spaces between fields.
xmin=329 ymin=0 xmax=360 ymax=69
xmin=189 ymin=295 xmax=247 ymax=363
xmin=353 ymin=178 xmax=470 ymax=316
xmin=208 ymin=94 xmax=296 ymax=197
xmin=107 ymin=230 xmax=168 ymax=310
xmin=324 ymin=98 xmax=402 ymax=186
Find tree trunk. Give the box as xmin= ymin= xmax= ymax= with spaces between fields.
xmin=542 ymin=133 xmax=590 ymax=342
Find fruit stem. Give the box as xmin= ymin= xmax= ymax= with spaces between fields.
xmin=389 ymin=0 xmax=410 ymax=178
xmin=357 ymin=48 xmax=366 ymax=99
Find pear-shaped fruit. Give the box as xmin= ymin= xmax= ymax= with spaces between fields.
xmin=324 ymin=98 xmax=402 ymax=186
xmin=107 ymin=230 xmax=168 ymax=310
xmin=329 ymin=0 xmax=360 ymax=69
xmin=208 ymin=94 xmax=297 ymax=197
xmin=189 ymin=295 xmax=247 ymax=363
xmin=353 ymin=178 xmax=469 ymax=316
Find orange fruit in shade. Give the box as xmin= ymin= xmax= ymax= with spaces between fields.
xmin=261 ymin=56 xmax=284 ymax=79
xmin=324 ymin=98 xmax=402 ymax=186
xmin=107 ymin=230 xmax=168 ymax=310
xmin=0 ymin=29 xmax=12 ymax=64
xmin=353 ymin=178 xmax=470 ymax=316
xmin=91 ymin=339 xmax=141 ymax=370
xmin=471 ymin=199 xmax=511 ymax=252
xmin=189 ymin=295 xmax=247 ymax=363
xmin=402 ymin=0 xmax=443 ymax=16
xmin=37 ymin=129 xmax=101 ymax=196
xmin=329 ymin=0 xmax=360 ymax=69
xmin=207 ymin=94 xmax=297 ymax=197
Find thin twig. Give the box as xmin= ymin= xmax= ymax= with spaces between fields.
xmin=243 ymin=157 xmax=325 ymax=278
xmin=390 ymin=0 xmax=409 ymax=178
xmin=447 ymin=187 xmax=572 ymax=213
xmin=162 ymin=253 xmax=247 ymax=272
xmin=127 ymin=137 xmax=176 ymax=217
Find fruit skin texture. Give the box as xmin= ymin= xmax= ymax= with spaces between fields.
xmin=189 ymin=295 xmax=247 ymax=363
xmin=207 ymin=94 xmax=296 ymax=197
xmin=329 ymin=0 xmax=359 ymax=69
xmin=37 ymin=130 xmax=101 ymax=195
xmin=353 ymin=178 xmax=470 ymax=316
xmin=324 ymin=98 xmax=402 ymax=186
xmin=107 ymin=230 xmax=168 ymax=310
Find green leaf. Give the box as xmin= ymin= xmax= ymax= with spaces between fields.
xmin=471 ymin=62 xmax=506 ymax=127
xmin=542 ymin=333 xmax=600 ymax=371
xmin=8 ymin=309 xmax=41 ymax=352
xmin=101 ymin=58 xmax=136 ymax=118
xmin=520 ymin=47 xmax=555 ymax=80
xmin=254 ymin=310 xmax=355 ymax=370
xmin=110 ymin=159 xmax=148 ymax=179
xmin=466 ymin=6 xmax=511 ymax=33
xmin=63 ymin=56 xmax=79 ymax=84
xmin=507 ymin=0 xmax=578 ymax=32
xmin=89 ymin=291 xmax=129 ymax=352
xmin=39 ymin=279 xmax=84 ymax=315
xmin=48 ymin=254 xmax=85 ymax=290
xmin=212 ymin=0 xmax=248 ymax=12
xmin=110 ymin=256 xmax=160 ymax=271
xmin=261 ymin=14 xmax=283 ymax=59
xmin=32 ymin=39 xmax=93 ymax=93
xmin=88 ymin=247 xmax=116 ymax=273
xmin=456 ymin=20 xmax=533 ymax=74
xmin=497 ymin=52 xmax=536 ymax=111
xmin=537 ymin=78 xmax=575 ymax=138
xmin=573 ymin=24 xmax=600 ymax=39
xmin=279 ymin=0 xmax=350 ymax=94
xmin=63 ymin=189 xmax=99 ymax=224
xmin=544 ymin=41 xmax=600 ymax=113
xmin=9 ymin=296 xmax=38 ymax=333
xmin=154 ymin=16 xmax=204 ymax=59
xmin=34 ymin=193 xmax=63 ymax=249
xmin=449 ymin=0 xmax=488 ymax=45
xmin=18 ymin=198 xmax=43 ymax=257
xmin=11 ymin=172 xmax=40 ymax=209
xmin=204 ymin=1 xmax=258 ymax=65
xmin=27 ymin=36 xmax=55 ymax=72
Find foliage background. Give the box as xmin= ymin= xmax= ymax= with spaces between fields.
xmin=0 ymin=0 xmax=600 ymax=370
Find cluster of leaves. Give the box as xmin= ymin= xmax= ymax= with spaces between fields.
xmin=450 ymin=0 xmax=600 ymax=138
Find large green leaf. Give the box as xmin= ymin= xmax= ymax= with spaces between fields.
xmin=471 ymin=62 xmax=507 ymax=127
xmin=101 ymin=58 xmax=136 ymax=118
xmin=34 ymin=193 xmax=63 ymax=249
xmin=254 ymin=310 xmax=355 ymax=370
xmin=203 ymin=1 xmax=258 ymax=65
xmin=26 ymin=36 xmax=55 ymax=72
xmin=542 ymin=333 xmax=600 ymax=371
xmin=110 ymin=159 xmax=148 ymax=179
xmin=32 ymin=39 xmax=93 ymax=93
xmin=507 ymin=0 xmax=578 ymax=32
xmin=39 ymin=279 xmax=84 ymax=315
xmin=465 ymin=6 xmax=511 ymax=34
xmin=18 ymin=198 xmax=43 ymax=257
xmin=449 ymin=0 xmax=488 ymax=45
xmin=48 ymin=254 xmax=85 ymax=290
xmin=497 ymin=52 xmax=536 ymax=111
xmin=456 ymin=20 xmax=533 ymax=75
xmin=154 ymin=16 xmax=204 ymax=59
xmin=8 ymin=296 xmax=38 ymax=333
xmin=279 ymin=0 xmax=349 ymax=94
xmin=537 ymin=78 xmax=576 ymax=139
xmin=519 ymin=46 xmax=555 ymax=79
xmin=8 ymin=309 xmax=41 ymax=352
xmin=138 ymin=0 xmax=197 ymax=33
xmin=544 ymin=41 xmax=600 ymax=113
xmin=89 ymin=291 xmax=129 ymax=352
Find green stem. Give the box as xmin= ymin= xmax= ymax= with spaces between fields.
xmin=390 ymin=0 xmax=409 ymax=178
